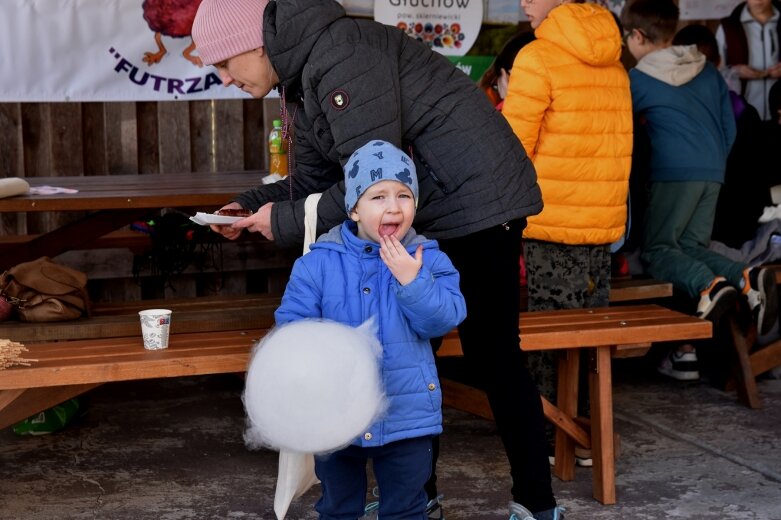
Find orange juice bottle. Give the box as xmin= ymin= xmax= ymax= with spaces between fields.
xmin=268 ymin=119 xmax=288 ymax=177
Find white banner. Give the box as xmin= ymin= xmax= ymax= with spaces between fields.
xmin=0 ymin=0 xmax=252 ymax=102
xmin=679 ymin=0 xmax=742 ymax=20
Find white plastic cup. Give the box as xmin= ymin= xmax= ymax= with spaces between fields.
xmin=138 ymin=309 xmax=172 ymax=350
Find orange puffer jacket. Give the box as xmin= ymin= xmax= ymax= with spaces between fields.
xmin=502 ymin=2 xmax=632 ymax=245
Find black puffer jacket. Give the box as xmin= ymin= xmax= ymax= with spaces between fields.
xmin=234 ymin=0 xmax=542 ymax=248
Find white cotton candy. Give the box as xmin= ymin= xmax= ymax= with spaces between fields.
xmin=243 ymin=318 xmax=386 ymax=454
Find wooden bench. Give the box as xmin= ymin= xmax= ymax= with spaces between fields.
xmin=0 ymin=294 xmax=282 ymax=428
xmin=0 ymin=328 xmax=268 ymax=431
xmin=0 ymin=294 xmax=282 ymax=343
xmin=721 ymin=264 xmax=781 ymax=408
xmin=0 ymin=303 xmax=710 ymax=507
xmin=437 ymin=305 xmax=712 ymax=505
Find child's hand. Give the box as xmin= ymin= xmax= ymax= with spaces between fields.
xmin=380 ymin=236 xmax=422 ymax=286
xmin=734 ymin=64 xmax=768 ymax=79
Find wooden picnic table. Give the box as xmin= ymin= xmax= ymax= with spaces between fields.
xmin=0 ymin=172 xmax=263 ymax=270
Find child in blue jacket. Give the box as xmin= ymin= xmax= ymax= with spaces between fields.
xmin=274 ymin=140 xmax=467 ymax=520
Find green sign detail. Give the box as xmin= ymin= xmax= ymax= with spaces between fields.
xmin=448 ymin=56 xmax=494 ymax=82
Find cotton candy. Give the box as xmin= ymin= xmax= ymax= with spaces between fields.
xmin=243 ymin=318 xmax=386 ymax=454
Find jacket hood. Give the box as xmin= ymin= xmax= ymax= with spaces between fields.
xmin=314 ymin=221 xmax=430 ymax=253
xmin=263 ymin=0 xmax=346 ymax=94
xmin=636 ymin=45 xmax=706 ymax=86
xmin=536 ymin=3 xmax=622 ymax=67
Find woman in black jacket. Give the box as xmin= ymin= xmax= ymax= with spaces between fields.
xmin=192 ymin=1 xmax=561 ymax=519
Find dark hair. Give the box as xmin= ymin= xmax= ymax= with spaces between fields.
xmin=478 ymin=31 xmax=536 ymax=93
xmin=673 ymin=24 xmax=719 ymax=65
xmin=621 ymin=0 xmax=679 ymax=44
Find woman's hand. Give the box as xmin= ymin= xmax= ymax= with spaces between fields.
xmin=210 ymin=202 xmax=246 ymax=240
xmin=231 ymin=202 xmax=275 ymax=241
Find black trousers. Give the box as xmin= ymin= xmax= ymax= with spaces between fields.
xmin=428 ymin=219 xmax=556 ymax=512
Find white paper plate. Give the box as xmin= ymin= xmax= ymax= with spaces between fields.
xmin=190 ymin=212 xmax=246 ymax=226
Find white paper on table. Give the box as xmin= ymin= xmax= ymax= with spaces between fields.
xmin=27 ymin=185 xmax=78 ymax=195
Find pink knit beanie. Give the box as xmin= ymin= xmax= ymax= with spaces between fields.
xmin=192 ymin=0 xmax=270 ymax=66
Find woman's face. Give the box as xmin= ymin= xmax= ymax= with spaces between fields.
xmin=215 ymin=48 xmax=279 ymax=98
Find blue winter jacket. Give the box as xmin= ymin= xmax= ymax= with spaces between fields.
xmin=274 ymin=222 xmax=467 ymax=447
xmin=630 ymin=47 xmax=737 ymax=183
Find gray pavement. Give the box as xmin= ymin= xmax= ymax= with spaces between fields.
xmin=1 ymin=358 xmax=779 ymax=520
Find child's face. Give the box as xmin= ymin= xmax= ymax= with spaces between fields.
xmin=351 ymin=180 xmax=416 ymax=243
xmin=214 ymin=48 xmax=278 ymax=98
xmin=624 ymin=28 xmax=651 ymax=61
xmin=521 ymin=0 xmax=565 ymax=29
xmin=747 ymin=0 xmax=772 ymax=15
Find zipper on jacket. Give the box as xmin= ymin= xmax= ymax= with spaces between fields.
xmin=413 ymin=151 xmax=449 ymax=194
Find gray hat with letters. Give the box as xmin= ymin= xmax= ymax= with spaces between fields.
xmin=344 ymin=140 xmax=418 ymax=214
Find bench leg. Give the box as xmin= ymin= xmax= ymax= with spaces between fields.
xmin=727 ymin=315 xmax=762 ymax=409
xmin=553 ymin=349 xmax=580 ymax=482
xmin=589 ymin=345 xmax=616 ymax=505
xmin=440 ymin=378 xmax=494 ymax=420
xmin=0 ymin=384 xmax=101 ymax=430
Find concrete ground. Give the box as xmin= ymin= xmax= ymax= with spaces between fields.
xmin=1 ymin=357 xmax=780 ymax=520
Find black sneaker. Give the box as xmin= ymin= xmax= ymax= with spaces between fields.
xmin=744 ymin=267 xmax=779 ymax=336
xmin=696 ymin=277 xmax=738 ymax=323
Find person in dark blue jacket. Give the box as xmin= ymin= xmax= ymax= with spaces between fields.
xmin=275 ymin=140 xmax=466 ymax=520
xmin=623 ymin=0 xmax=778 ymax=381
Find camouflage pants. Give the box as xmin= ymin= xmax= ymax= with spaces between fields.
xmin=522 ymin=240 xmax=611 ymax=442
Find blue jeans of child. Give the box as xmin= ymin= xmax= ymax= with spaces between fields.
xmin=314 ymin=436 xmax=433 ymax=520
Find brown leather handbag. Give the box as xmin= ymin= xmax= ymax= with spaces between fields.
xmin=0 ymin=257 xmax=90 ymax=322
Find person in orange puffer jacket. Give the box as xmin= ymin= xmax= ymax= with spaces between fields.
xmin=501 ymin=0 xmax=633 ymax=494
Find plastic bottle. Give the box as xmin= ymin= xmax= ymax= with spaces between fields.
xmin=268 ymin=119 xmax=288 ymax=178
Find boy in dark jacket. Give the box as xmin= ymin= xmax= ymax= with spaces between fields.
xmin=623 ymin=0 xmax=778 ymax=380
xmin=192 ymin=0 xmax=560 ymax=518
xmin=275 ymin=140 xmax=466 ymax=519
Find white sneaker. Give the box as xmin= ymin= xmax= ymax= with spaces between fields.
xmin=658 ymin=347 xmax=700 ymax=381
xmin=696 ymin=277 xmax=738 ymax=322
xmin=510 ymin=503 xmax=566 ymax=520
xmin=509 ymin=502 xmax=535 ymax=520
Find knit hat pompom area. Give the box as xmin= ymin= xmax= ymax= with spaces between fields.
xmin=344 ymin=141 xmax=419 ymax=215
xmin=192 ymin=0 xmax=270 ymax=66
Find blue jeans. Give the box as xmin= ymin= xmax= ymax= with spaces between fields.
xmin=314 ymin=436 xmax=433 ymax=520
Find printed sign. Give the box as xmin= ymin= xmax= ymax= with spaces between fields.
xmin=374 ymin=0 xmax=483 ymax=56
xmin=448 ymin=56 xmax=494 ymax=82
xmin=0 ymin=0 xmax=253 ymax=102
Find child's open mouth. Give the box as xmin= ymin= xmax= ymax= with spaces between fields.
xmin=379 ymin=224 xmax=400 ymax=237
